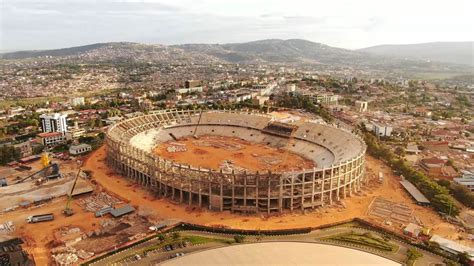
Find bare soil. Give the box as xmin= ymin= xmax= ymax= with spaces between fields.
xmin=153 ymin=135 xmax=315 ymax=172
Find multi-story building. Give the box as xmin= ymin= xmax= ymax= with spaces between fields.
xmin=302 ymin=92 xmax=339 ymax=105
xmin=40 ymin=113 xmax=68 ymax=133
xmin=70 ymin=97 xmax=85 ymax=107
xmin=185 ymin=80 xmax=202 ymax=88
xmin=354 ymin=100 xmax=368 ymax=112
xmin=37 ymin=132 xmax=66 ymax=147
xmin=13 ymin=141 xmax=33 ymax=158
xmin=373 ymin=123 xmax=393 ymax=137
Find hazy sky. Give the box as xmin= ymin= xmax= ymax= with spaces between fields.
xmin=1 ymin=0 xmax=473 ymax=51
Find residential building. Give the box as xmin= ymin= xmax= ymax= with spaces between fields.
xmin=252 ymin=95 xmax=270 ymax=106
xmin=373 ymin=123 xmax=393 ymax=137
xmin=414 ymin=107 xmax=432 ymax=117
xmin=40 ymin=113 xmax=68 ymax=133
xmin=37 ymin=132 xmax=66 ymax=147
xmin=70 ymin=97 xmax=85 ymax=107
xmin=354 ymin=100 xmax=368 ymax=112
xmin=405 ymin=144 xmax=421 ymax=154
xmin=7 ymin=106 xmax=25 ymax=117
xmin=66 ymin=128 xmax=86 ymax=140
xmin=419 ymin=157 xmax=445 ymax=176
xmin=13 ymin=141 xmax=33 ymax=158
xmin=185 ymin=80 xmax=202 ymax=88
xmin=69 ymin=143 xmax=92 ymax=155
xmin=176 ymin=86 xmax=203 ymax=94
xmin=453 ymin=170 xmax=474 ymax=191
xmin=421 ymin=141 xmax=449 ymax=151
xmin=303 ymin=92 xmax=339 ymax=105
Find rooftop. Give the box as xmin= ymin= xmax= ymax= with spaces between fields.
xmin=400 ymin=180 xmax=430 ymax=204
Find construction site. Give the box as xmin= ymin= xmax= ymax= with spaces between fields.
xmin=0 ymin=151 xmax=159 ymax=265
xmin=1 ymin=110 xmax=473 ymax=265
xmin=107 ymin=109 xmax=367 ymax=213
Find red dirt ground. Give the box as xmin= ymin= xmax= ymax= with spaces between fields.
xmin=153 ymin=135 xmax=315 ymax=172
xmin=85 ymin=145 xmax=471 ymax=248
xmin=5 ymin=144 xmax=471 ymax=264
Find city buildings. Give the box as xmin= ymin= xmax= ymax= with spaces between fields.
xmin=40 ymin=113 xmax=68 ymax=134
xmin=37 ymin=132 xmax=66 ymax=147
xmin=355 ymin=100 xmax=368 ymax=112
xmin=69 ymin=143 xmax=92 ymax=155
xmin=70 ymin=97 xmax=85 ymax=107
xmin=373 ymin=123 xmax=393 ymax=137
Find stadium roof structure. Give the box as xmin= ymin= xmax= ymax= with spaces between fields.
xmin=400 ymin=180 xmax=430 ymax=205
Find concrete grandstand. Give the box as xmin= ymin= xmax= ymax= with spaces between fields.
xmin=106 ymin=109 xmax=366 ymax=214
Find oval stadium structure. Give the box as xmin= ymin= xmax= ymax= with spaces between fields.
xmin=106 ymin=109 xmax=366 ymax=214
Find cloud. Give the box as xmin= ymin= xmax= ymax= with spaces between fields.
xmin=1 ymin=0 xmax=473 ymax=51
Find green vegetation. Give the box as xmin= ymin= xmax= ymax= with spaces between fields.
xmin=233 ymin=234 xmax=246 ymax=243
xmin=360 ymin=125 xmax=460 ymax=216
xmin=183 ymin=235 xmax=233 ymax=245
xmin=438 ymin=180 xmax=474 ymax=209
xmin=325 ymin=232 xmax=397 ymax=252
xmin=406 ymin=248 xmax=423 ymax=266
xmin=0 ymin=96 xmax=66 ymax=108
xmin=277 ymin=92 xmax=333 ymax=122
xmin=0 ymin=145 xmax=21 ymax=165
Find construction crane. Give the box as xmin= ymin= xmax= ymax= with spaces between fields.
xmin=63 ymin=161 xmax=82 ymax=216
xmin=193 ymin=109 xmax=204 ymax=139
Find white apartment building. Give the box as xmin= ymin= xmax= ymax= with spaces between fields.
xmin=373 ymin=123 xmax=393 ymax=137
xmin=40 ymin=113 xmax=68 ymax=133
xmin=355 ymin=101 xmax=368 ymax=112
xmin=70 ymin=97 xmax=85 ymax=107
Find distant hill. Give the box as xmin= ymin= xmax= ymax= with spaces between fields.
xmin=358 ymin=42 xmax=474 ymax=66
xmin=0 ymin=43 xmax=114 ymax=59
xmin=173 ymin=39 xmax=365 ymax=64
xmin=1 ymin=39 xmax=472 ymax=79
xmin=0 ymin=42 xmax=221 ymax=64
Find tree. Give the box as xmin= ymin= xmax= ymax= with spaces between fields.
xmin=431 ymin=194 xmax=459 ymax=216
xmin=406 ymin=248 xmax=423 ymax=266
xmin=233 ymin=234 xmax=246 ymax=243
xmin=172 ymin=232 xmax=180 ymax=240
xmin=0 ymin=145 xmax=21 ymax=165
xmin=158 ymin=233 xmax=166 ymax=242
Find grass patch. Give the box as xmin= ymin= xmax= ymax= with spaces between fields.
xmin=324 ymin=232 xmax=398 ymax=252
xmin=183 ymin=235 xmax=234 ymax=245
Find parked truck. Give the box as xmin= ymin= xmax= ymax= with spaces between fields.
xmin=26 ymin=213 xmax=54 ymax=223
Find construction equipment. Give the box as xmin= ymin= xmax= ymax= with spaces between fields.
xmin=63 ymin=162 xmax=82 ymax=216
xmin=26 ymin=213 xmax=54 ymax=223
xmin=193 ymin=109 xmax=204 ymax=139
xmin=15 ymin=163 xmax=60 ymax=184
xmin=41 ymin=152 xmax=51 ymax=168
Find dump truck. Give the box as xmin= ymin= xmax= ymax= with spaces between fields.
xmin=26 ymin=214 xmax=54 ymax=223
